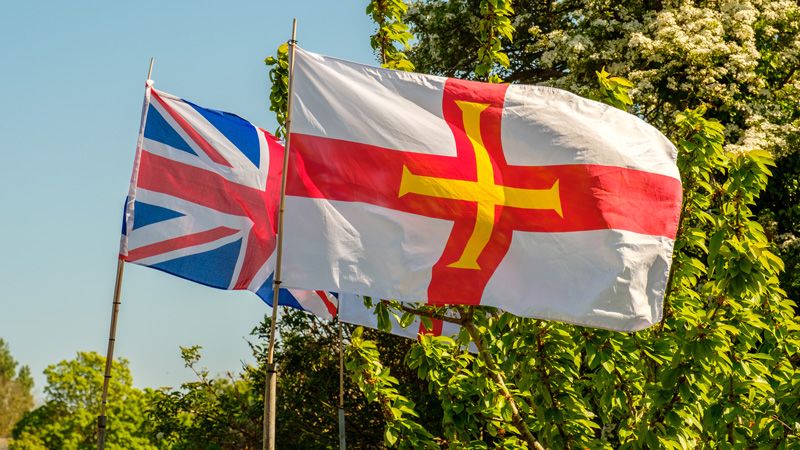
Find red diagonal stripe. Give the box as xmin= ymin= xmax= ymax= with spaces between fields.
xmin=316 ymin=291 xmax=338 ymax=318
xmin=137 ymin=151 xmax=268 ymax=217
xmin=151 ymin=90 xmax=233 ymax=168
xmin=125 ymin=226 xmax=238 ymax=262
xmin=231 ymin=130 xmax=285 ymax=288
xmin=136 ymin=150 xmax=277 ymax=289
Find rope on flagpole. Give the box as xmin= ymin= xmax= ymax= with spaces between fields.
xmin=338 ymin=320 xmax=347 ymax=450
xmin=263 ymin=18 xmax=298 ymax=450
xmin=97 ymin=57 xmax=154 ymax=450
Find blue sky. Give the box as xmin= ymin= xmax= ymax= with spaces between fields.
xmin=0 ymin=0 xmax=376 ymax=394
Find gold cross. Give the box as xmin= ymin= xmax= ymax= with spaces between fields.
xmin=399 ymin=101 xmax=562 ymax=270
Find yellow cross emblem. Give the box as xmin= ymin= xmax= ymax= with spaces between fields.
xmin=399 ymin=101 xmax=562 ymax=270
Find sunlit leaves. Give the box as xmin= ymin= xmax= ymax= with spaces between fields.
xmin=367 ymin=0 xmax=415 ymax=72
xmin=11 ymin=353 xmax=158 ymax=449
xmin=263 ymin=43 xmax=289 ymax=138
xmin=346 ymin=327 xmax=438 ymax=449
xmin=596 ymin=67 xmax=634 ymax=110
xmin=475 ymin=0 xmax=514 ymax=83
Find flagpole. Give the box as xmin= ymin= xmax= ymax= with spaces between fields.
xmin=97 ymin=58 xmax=154 ymax=450
xmin=338 ymin=320 xmax=346 ymax=450
xmin=97 ymin=259 xmax=124 ymax=450
xmin=263 ymin=18 xmax=297 ymax=450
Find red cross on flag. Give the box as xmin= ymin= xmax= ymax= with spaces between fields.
xmin=282 ymin=48 xmax=682 ymax=332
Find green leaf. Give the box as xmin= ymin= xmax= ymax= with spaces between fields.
xmin=385 ymin=427 xmax=398 ymax=445
xmin=420 ymin=315 xmax=433 ymax=332
xmin=708 ymin=230 xmax=725 ymax=263
xmin=399 ymin=312 xmax=416 ymax=328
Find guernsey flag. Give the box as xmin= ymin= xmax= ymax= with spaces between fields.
xmin=281 ymin=48 xmax=682 ymax=332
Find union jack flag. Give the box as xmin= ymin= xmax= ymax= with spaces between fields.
xmin=120 ymin=86 xmax=338 ymax=319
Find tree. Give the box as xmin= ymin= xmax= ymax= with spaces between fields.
xmin=265 ymin=311 xmax=444 ymax=448
xmin=145 ymin=345 xmax=263 ymax=450
xmin=11 ymin=352 xmax=159 ymax=450
xmin=144 ymin=310 xmax=444 ymax=449
xmin=407 ymin=0 xmax=799 ymax=139
xmin=755 ymin=152 xmax=800 ymax=302
xmin=338 ymin=1 xmax=800 ymax=448
xmin=0 ymin=339 xmax=33 ymax=438
xmin=252 ymin=2 xmax=800 ymax=446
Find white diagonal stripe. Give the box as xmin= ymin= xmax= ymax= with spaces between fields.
xmin=127 ymin=189 xmax=251 ymax=250
xmin=132 ymin=230 xmax=244 ymax=266
xmin=150 ymin=91 xmax=267 ymax=189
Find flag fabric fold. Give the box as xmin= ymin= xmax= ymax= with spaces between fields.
xmin=281 ymin=48 xmax=682 ymax=332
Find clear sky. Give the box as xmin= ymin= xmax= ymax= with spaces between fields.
xmin=0 ymin=0 xmax=376 ymax=395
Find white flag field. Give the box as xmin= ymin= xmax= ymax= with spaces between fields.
xmin=281 ymin=48 xmax=682 ymax=332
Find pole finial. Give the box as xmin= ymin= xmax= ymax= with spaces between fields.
xmin=146 ymin=57 xmax=155 ymax=84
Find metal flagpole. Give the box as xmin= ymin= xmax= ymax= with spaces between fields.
xmin=97 ymin=57 xmax=154 ymax=450
xmin=338 ymin=321 xmax=346 ymax=450
xmin=263 ymin=18 xmax=298 ymax=450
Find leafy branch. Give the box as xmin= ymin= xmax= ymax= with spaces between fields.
xmin=263 ymin=43 xmax=289 ymax=138
xmin=346 ymin=327 xmax=438 ymax=449
xmin=475 ymin=0 xmax=514 ymax=83
xmin=367 ymin=0 xmax=414 ymax=71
